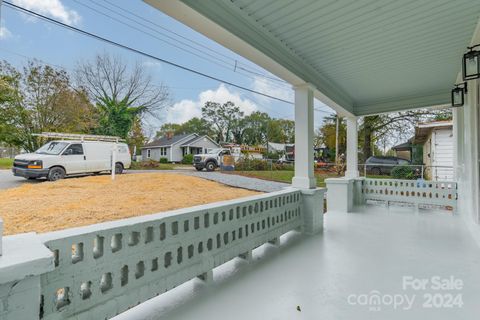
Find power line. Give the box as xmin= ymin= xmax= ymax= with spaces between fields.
xmin=79 ymin=0 xmax=290 ymax=89
xmin=2 ymin=1 xmax=334 ymax=115
xmin=0 ymin=47 xmax=333 ymax=116
xmin=3 ymin=1 xmax=294 ymax=105
xmin=101 ymin=0 xmax=283 ymax=81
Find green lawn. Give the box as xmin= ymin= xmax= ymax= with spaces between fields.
xmin=0 ymin=158 xmax=13 ymax=169
xmin=227 ymin=170 xmax=339 ymax=187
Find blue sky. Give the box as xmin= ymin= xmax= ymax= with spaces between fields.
xmin=0 ymin=0 xmax=332 ymax=137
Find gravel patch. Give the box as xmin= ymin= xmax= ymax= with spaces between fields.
xmin=129 ymin=170 xmax=289 ymax=192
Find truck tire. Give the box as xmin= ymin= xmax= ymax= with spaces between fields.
xmin=115 ymin=163 xmax=124 ymax=174
xmin=195 ymin=166 xmax=203 ymax=171
xmin=48 ymin=167 xmax=66 ymax=181
xmin=205 ymin=161 xmax=216 ymax=172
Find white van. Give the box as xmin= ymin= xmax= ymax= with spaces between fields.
xmin=12 ymin=140 xmax=131 ymax=181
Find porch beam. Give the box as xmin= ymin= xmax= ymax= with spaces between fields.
xmin=345 ymin=116 xmax=359 ymax=178
xmin=292 ymin=83 xmax=316 ymax=189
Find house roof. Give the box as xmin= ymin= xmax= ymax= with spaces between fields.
xmin=179 ymin=135 xmax=220 ymax=147
xmin=392 ymin=140 xmax=413 ymax=151
xmin=413 ymin=120 xmax=453 ymax=144
xmin=143 ymin=133 xmax=197 ymax=148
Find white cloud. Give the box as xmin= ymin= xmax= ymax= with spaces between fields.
xmin=252 ymin=76 xmax=293 ymax=104
xmin=0 ymin=26 xmax=12 ymax=39
xmin=13 ymin=0 xmax=81 ymax=25
xmin=142 ymin=60 xmax=163 ymax=69
xmin=166 ymin=84 xmax=258 ymax=124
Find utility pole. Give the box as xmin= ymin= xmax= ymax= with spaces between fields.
xmin=335 ymin=114 xmax=340 ymax=164
xmin=0 ymin=0 xmax=3 ymax=26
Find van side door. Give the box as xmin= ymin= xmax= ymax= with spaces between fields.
xmin=61 ymin=143 xmax=86 ymax=174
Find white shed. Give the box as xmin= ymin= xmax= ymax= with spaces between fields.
xmin=413 ymin=121 xmax=453 ymax=181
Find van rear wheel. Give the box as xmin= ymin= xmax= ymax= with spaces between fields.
xmin=48 ymin=167 xmax=65 ymax=181
xmin=115 ymin=163 xmax=124 ymax=174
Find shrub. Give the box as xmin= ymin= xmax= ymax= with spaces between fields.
xmin=159 ymin=157 xmax=168 ymax=164
xmin=182 ymin=154 xmax=194 ymax=164
xmin=273 ymin=163 xmax=294 ymax=171
xmin=235 ymin=159 xmax=268 ymax=171
xmin=131 ymin=160 xmax=174 ymax=170
xmin=263 ymin=151 xmax=281 ymax=160
xmin=391 ymin=165 xmax=415 ymax=179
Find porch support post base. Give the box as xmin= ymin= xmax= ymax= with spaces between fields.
xmin=0 ymin=233 xmax=54 ymax=320
xmin=298 ymin=188 xmax=326 ymax=235
xmin=325 ymin=178 xmax=356 ymax=212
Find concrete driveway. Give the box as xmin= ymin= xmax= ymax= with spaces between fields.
xmin=0 ymin=169 xmax=44 ymax=189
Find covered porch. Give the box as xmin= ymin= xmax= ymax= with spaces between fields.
xmin=1 ymin=1 xmax=480 ymax=319
xmin=116 ymin=205 xmax=480 ymax=320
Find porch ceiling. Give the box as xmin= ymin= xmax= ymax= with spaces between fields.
xmin=146 ymin=0 xmax=480 ymax=116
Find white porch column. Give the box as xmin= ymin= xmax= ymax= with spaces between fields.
xmin=461 ymin=79 xmax=480 ymax=222
xmin=292 ymin=83 xmax=316 ymax=189
xmin=345 ymin=116 xmax=359 ymax=178
xmin=453 ymin=107 xmax=464 ymax=182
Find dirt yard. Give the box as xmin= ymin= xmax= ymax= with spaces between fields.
xmin=0 ymin=173 xmax=260 ymax=235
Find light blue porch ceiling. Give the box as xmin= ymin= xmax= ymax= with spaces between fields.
xmin=147 ymin=0 xmax=480 ymax=116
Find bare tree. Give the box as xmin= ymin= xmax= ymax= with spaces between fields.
xmin=76 ymin=53 xmax=170 ymax=138
xmin=0 ymin=60 xmax=96 ymax=151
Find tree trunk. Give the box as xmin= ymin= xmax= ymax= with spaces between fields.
xmin=363 ymin=120 xmax=373 ymax=161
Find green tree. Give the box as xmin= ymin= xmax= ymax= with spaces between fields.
xmin=155 ymin=123 xmax=182 ymax=138
xmin=178 ymin=117 xmax=212 ymax=136
xmin=201 ymin=101 xmax=243 ymax=142
xmin=241 ymin=111 xmax=271 ymax=145
xmin=76 ymin=53 xmax=170 ymax=139
xmin=0 ymin=60 xmax=96 ymax=151
xmin=267 ymin=119 xmax=295 ymax=143
xmin=317 ymin=114 xmax=346 ymax=159
xmin=127 ymin=117 xmax=146 ymax=155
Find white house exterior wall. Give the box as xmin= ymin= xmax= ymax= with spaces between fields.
xmin=142 ymin=147 xmax=171 ymax=162
xmin=431 ymin=128 xmax=454 ymax=181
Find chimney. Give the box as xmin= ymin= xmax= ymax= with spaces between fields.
xmin=166 ymin=131 xmax=174 ymax=140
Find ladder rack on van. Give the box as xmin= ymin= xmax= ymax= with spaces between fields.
xmin=32 ymin=132 xmax=125 ymax=143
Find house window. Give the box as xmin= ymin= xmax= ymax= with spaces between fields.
xmin=147 ymin=149 xmax=151 ymax=158
xmin=160 ymin=147 xmax=167 ymax=156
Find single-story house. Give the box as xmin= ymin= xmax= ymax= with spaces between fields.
xmin=392 ymin=120 xmax=453 ymax=181
xmin=141 ymin=133 xmax=220 ymax=162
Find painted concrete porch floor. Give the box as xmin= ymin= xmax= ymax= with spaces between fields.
xmin=114 ymin=206 xmax=480 ymax=320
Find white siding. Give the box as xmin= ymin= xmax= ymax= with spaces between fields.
xmin=431 ymin=128 xmax=454 ymax=181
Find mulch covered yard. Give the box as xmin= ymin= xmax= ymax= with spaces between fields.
xmin=0 ymin=173 xmax=260 ymax=235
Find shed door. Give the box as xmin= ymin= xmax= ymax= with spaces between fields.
xmin=432 ymin=129 xmax=454 ymax=181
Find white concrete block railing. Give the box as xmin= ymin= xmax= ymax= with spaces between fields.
xmin=361 ymin=178 xmax=457 ymax=210
xmin=0 ymin=187 xmax=324 ymax=320
xmin=325 ymin=177 xmax=457 ymax=212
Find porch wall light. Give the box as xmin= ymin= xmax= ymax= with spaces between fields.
xmin=463 ymin=45 xmax=480 ymax=80
xmin=451 ymin=82 xmax=467 ymax=107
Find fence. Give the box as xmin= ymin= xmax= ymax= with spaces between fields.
xmin=360 ymin=178 xmax=457 ymax=210
xmin=0 ymin=187 xmax=325 ymax=320
xmin=359 ymin=163 xmax=455 ymax=181
xmin=219 ymin=158 xmax=295 ymax=182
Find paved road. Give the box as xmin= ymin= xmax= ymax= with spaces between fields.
xmin=0 ymin=169 xmax=290 ymax=192
xmin=0 ymin=169 xmax=43 ymax=189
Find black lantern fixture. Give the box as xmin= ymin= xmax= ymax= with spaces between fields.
xmin=451 ymin=82 xmax=467 ymax=107
xmin=463 ymin=45 xmax=480 ymax=80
